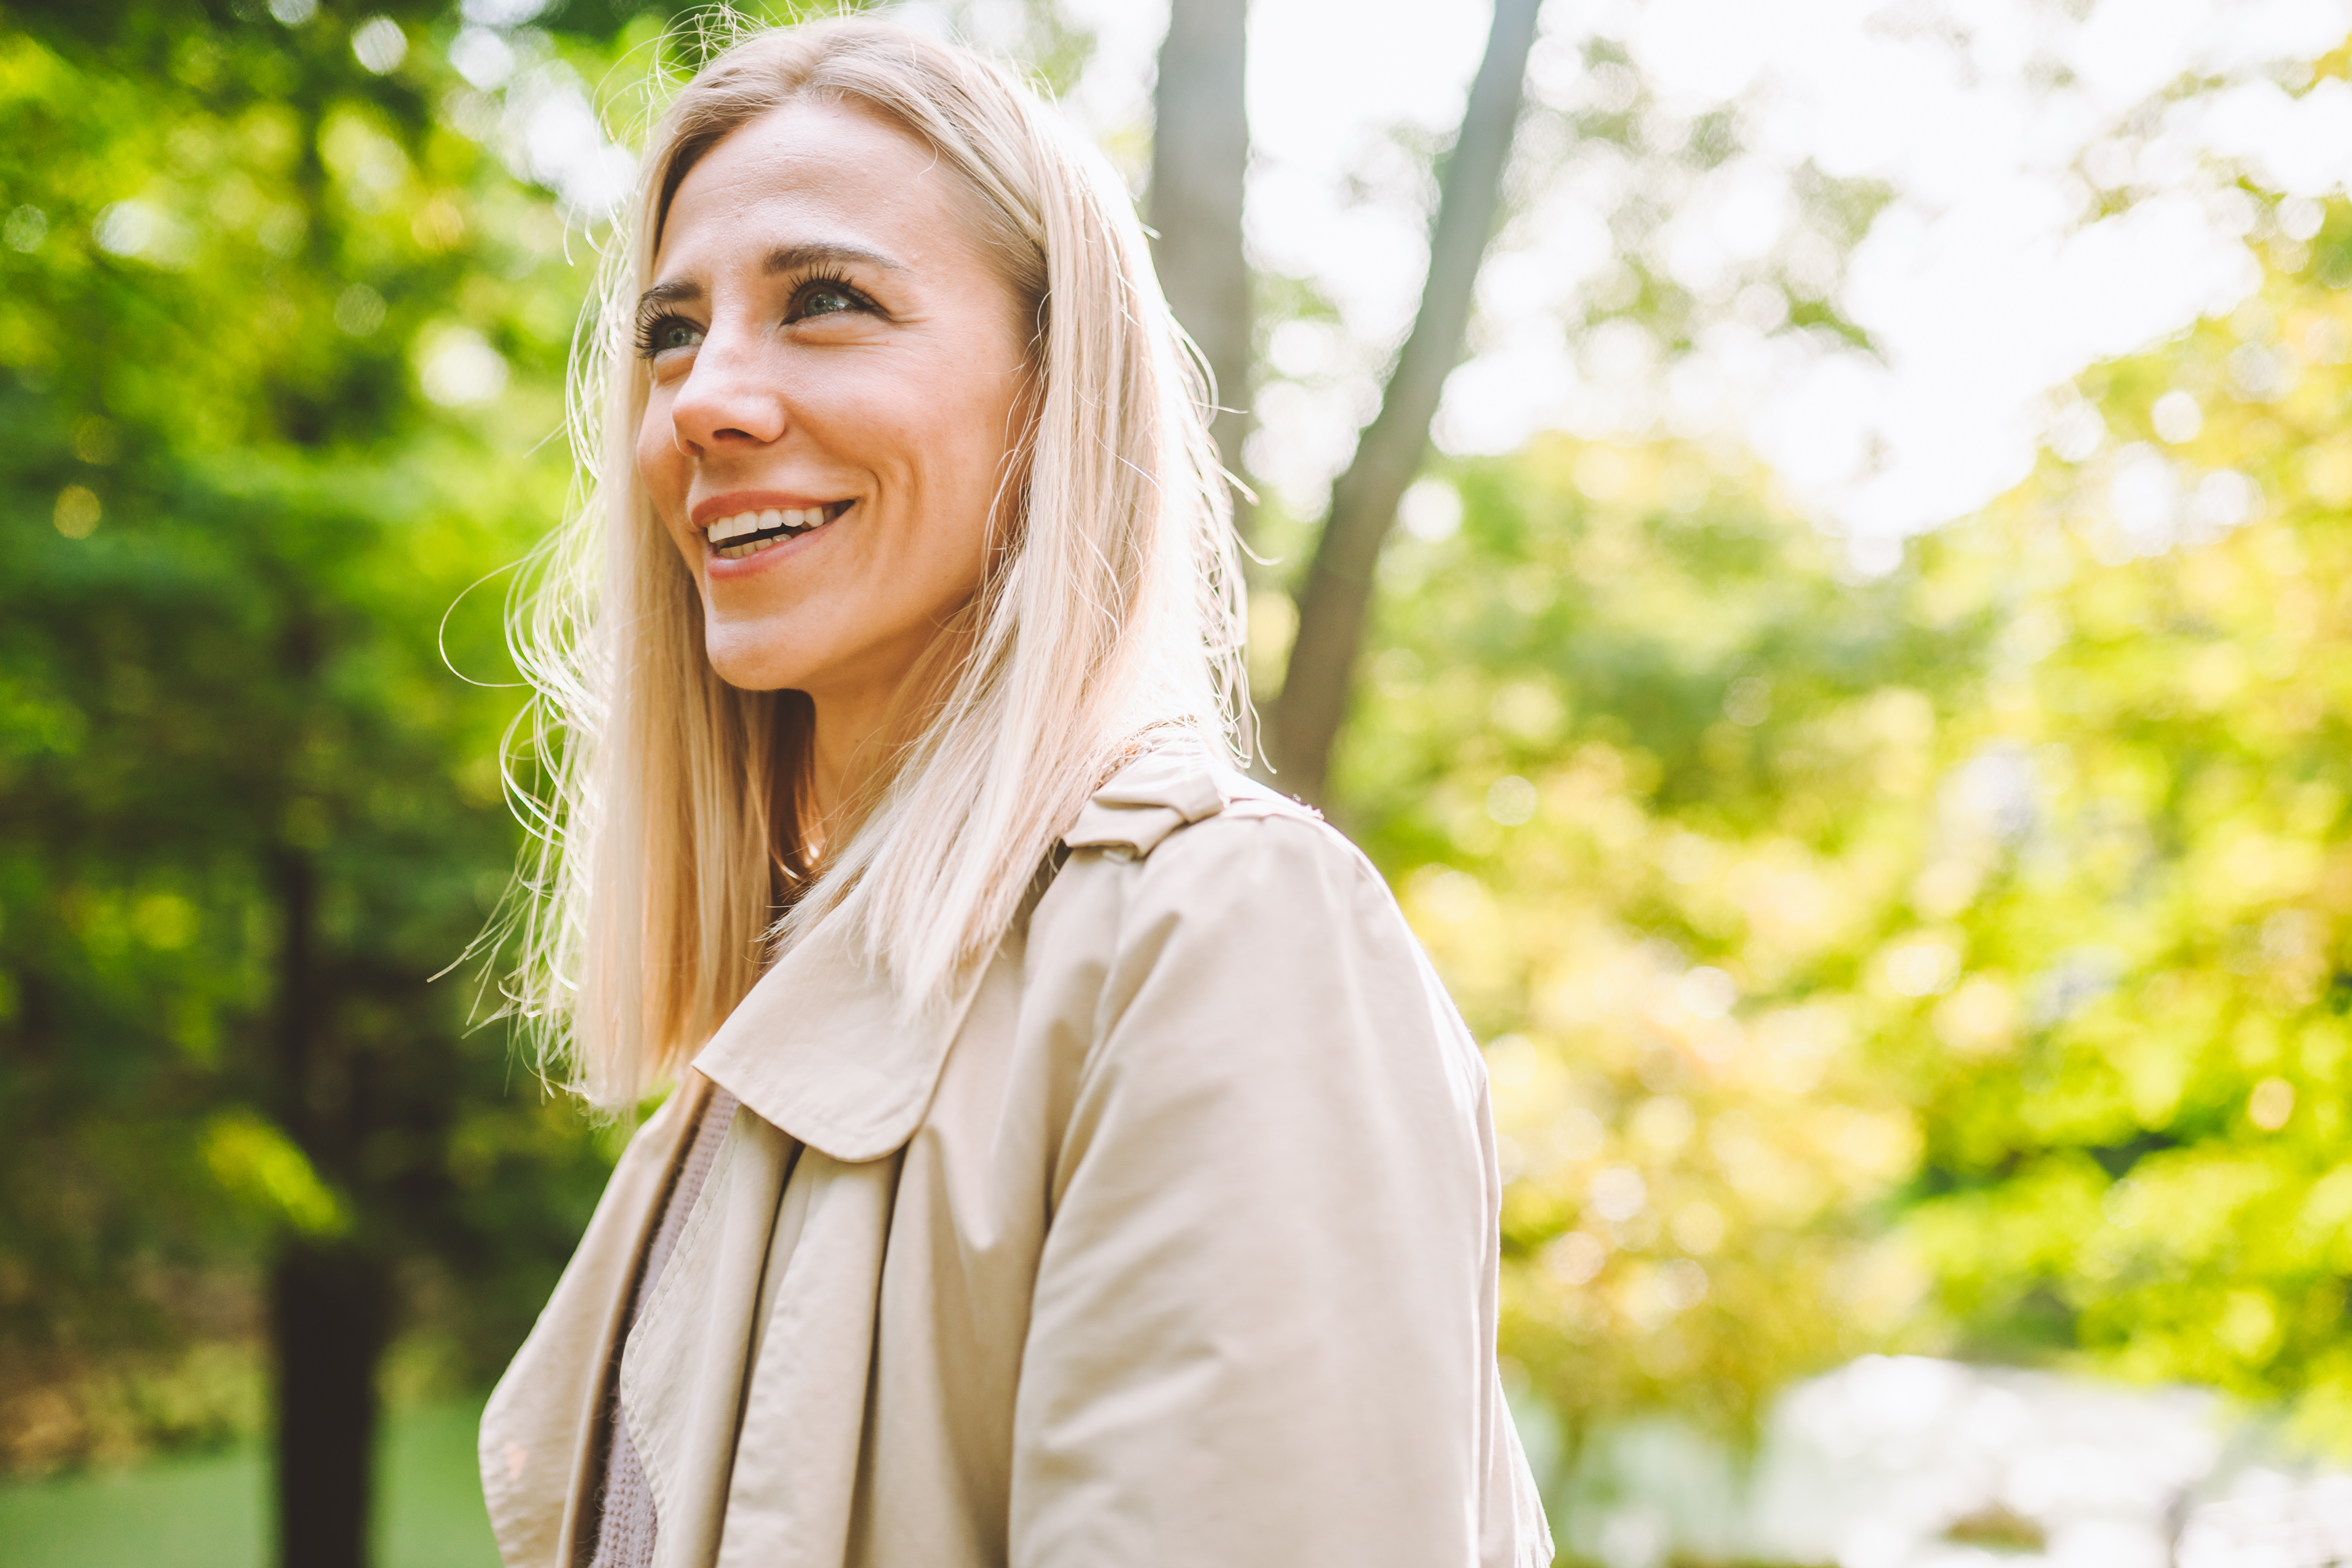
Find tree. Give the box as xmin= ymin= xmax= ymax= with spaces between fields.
xmin=1892 ymin=216 xmax=2352 ymax=1445
xmin=1270 ymin=0 xmax=1541 ymax=802
xmin=0 ymin=2 xmax=642 ymax=1558
xmin=1334 ymin=183 xmax=2352 ymax=1479
xmin=1338 ymin=430 xmax=1987 ymax=1448
xmin=1148 ymin=0 xmax=1253 ymax=544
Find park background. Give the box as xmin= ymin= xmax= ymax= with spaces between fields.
xmin=7 ymin=0 xmax=2352 ymax=1564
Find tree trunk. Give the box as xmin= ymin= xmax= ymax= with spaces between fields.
xmin=271 ymin=1242 xmax=391 ymax=1568
xmin=267 ymin=829 xmax=386 ymax=1568
xmin=1270 ymin=0 xmax=1542 ymax=802
xmin=1149 ymin=0 xmax=1254 ymax=543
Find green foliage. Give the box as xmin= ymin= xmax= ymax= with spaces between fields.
xmin=1344 ymin=438 xmax=1978 ymax=1437
xmin=1895 ymin=224 xmax=2352 ymax=1445
xmin=0 ymin=0 xmax=622 ymax=1470
xmin=1344 ymin=207 xmax=2352 ymax=1454
xmin=0 ymin=0 xmax=1099 ymax=1485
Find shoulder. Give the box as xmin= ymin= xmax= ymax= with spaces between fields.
xmin=1038 ymin=741 xmax=1457 ymax=1060
xmin=1054 ymin=740 xmax=1389 ymax=931
xmin=1031 ymin=739 xmax=1491 ymax=1138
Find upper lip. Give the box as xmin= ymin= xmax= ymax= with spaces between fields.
xmin=689 ymin=491 xmax=851 ymax=529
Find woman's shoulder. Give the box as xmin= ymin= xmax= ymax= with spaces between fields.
xmin=1034 ymin=739 xmax=1490 ymax=1125
xmin=1057 ymin=741 xmax=1383 ymax=913
xmin=1040 ymin=741 xmax=1425 ymax=987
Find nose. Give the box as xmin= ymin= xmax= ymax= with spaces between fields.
xmin=666 ymin=327 xmax=785 ymax=457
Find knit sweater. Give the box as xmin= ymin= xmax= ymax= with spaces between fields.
xmin=588 ymin=1085 xmax=740 ymax=1568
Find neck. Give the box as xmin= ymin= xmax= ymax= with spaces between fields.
xmin=805 ymin=685 xmax=895 ymax=837
xmin=796 ymin=619 xmax=973 ymax=850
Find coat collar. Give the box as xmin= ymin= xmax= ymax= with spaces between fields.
xmin=693 ymin=740 xmax=1232 ymax=1163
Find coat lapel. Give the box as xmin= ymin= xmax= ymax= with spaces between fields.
xmin=621 ymin=1110 xmax=801 ymax=1568
xmin=479 ymin=1080 xmax=708 ymax=1568
xmin=695 ymin=741 xmax=1233 ymax=1164
xmin=692 ymin=898 xmax=994 ymax=1165
xmin=711 ymin=1149 xmax=905 ymax=1568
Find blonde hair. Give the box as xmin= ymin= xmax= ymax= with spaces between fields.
xmin=497 ymin=16 xmax=1248 ymax=1107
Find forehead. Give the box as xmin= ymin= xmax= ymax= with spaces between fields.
xmin=655 ymin=97 xmax=972 ymax=272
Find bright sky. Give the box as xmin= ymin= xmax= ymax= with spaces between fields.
xmin=1061 ymin=0 xmax=2352 ymax=559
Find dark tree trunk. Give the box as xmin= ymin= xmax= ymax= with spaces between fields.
xmin=1271 ymin=0 xmax=1542 ymax=802
xmin=1149 ymin=0 xmax=1254 ymax=543
xmin=271 ymin=1242 xmax=391 ymax=1568
xmin=267 ymin=826 xmax=387 ymax=1568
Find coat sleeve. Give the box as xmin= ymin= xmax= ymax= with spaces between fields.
xmin=1007 ymin=808 xmax=1550 ymax=1568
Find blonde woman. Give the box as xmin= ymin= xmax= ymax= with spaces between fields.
xmin=480 ymin=18 xmax=1551 ymax=1568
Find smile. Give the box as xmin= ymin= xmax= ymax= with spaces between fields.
xmin=704 ymin=501 xmax=853 ymax=559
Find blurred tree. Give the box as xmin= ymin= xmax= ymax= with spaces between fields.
xmin=1891 ymin=209 xmax=2352 ymax=1449
xmin=1337 ymin=188 xmax=2352 ymax=1477
xmin=1272 ymin=0 xmax=1540 ymax=802
xmin=0 ymin=0 xmax=661 ymax=1560
xmin=1339 ymin=432 xmax=1989 ymax=1448
xmin=1148 ymin=0 xmax=1252 ymax=545
xmin=1239 ymin=11 xmax=1898 ymax=813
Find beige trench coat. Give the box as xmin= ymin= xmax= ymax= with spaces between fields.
xmin=480 ymin=745 xmax=1554 ymax=1568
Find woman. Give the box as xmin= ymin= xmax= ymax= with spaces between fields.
xmin=481 ymin=17 xmax=1552 ymax=1568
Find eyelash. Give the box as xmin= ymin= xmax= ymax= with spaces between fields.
xmin=633 ymin=270 xmax=878 ymax=360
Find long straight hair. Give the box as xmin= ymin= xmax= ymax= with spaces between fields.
xmin=496 ymin=16 xmax=1249 ymax=1108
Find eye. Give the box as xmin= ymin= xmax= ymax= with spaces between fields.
xmin=789 ymin=275 xmax=878 ymax=324
xmin=637 ymin=314 xmax=704 ymax=360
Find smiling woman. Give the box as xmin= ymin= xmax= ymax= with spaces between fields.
xmin=480 ymin=18 xmax=1550 ymax=1568
xmin=634 ymin=98 xmax=1034 ymax=759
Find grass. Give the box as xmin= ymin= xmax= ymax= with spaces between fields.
xmin=0 ymin=1399 xmax=501 ymax=1568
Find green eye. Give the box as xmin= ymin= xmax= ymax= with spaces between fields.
xmin=803 ymin=287 xmax=855 ymax=317
xmin=636 ymin=315 xmax=704 ymax=360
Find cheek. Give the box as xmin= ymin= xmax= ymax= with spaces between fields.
xmin=633 ymin=396 xmax=703 ymax=582
xmin=908 ymin=359 xmax=1027 ymax=503
xmin=636 ymin=393 xmax=684 ymax=502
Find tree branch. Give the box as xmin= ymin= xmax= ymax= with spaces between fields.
xmin=1150 ymin=0 xmax=1255 ymax=543
xmin=1270 ymin=0 xmax=1541 ymax=802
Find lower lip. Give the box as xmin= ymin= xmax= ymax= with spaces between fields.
xmin=701 ymin=512 xmax=845 ymax=579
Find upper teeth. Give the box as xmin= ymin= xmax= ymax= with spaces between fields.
xmin=707 ymin=505 xmax=832 ymax=544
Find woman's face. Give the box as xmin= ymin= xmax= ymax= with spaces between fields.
xmin=637 ymin=99 xmax=1032 ymax=702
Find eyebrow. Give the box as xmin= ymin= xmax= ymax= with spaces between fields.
xmin=764 ymin=241 xmax=902 ymax=276
xmin=636 ymin=242 xmax=906 ymax=315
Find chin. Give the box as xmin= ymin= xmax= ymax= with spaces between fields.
xmin=709 ymin=659 xmax=809 ymax=694
xmin=701 ymin=630 xmax=809 ymax=693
